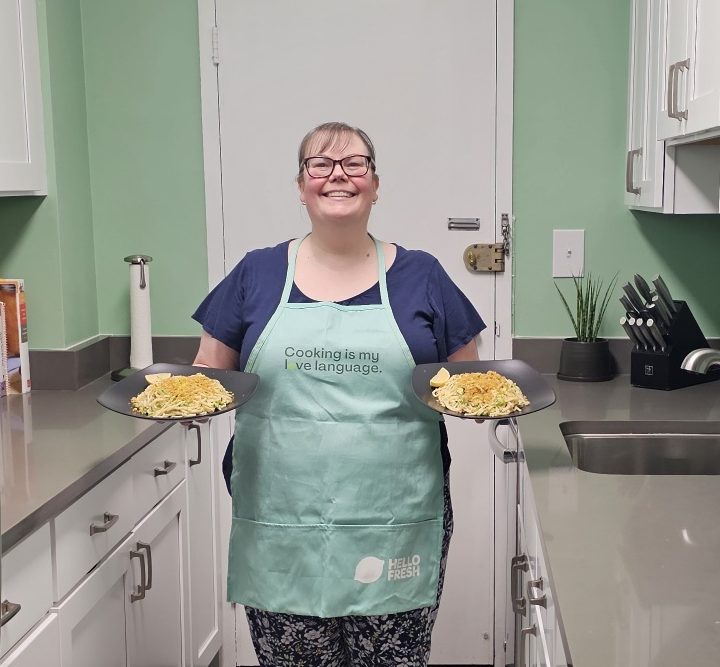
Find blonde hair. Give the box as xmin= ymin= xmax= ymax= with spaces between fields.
xmin=297 ymin=122 xmax=377 ymax=180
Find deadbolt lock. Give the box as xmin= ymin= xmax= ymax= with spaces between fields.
xmin=464 ymin=244 xmax=505 ymax=272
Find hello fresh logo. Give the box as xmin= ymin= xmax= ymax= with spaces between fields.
xmin=354 ymin=555 xmax=421 ymax=584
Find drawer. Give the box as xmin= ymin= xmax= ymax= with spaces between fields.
xmin=0 ymin=614 xmax=60 ymax=667
xmin=0 ymin=525 xmax=53 ymax=657
xmin=133 ymin=426 xmax=185 ymax=518
xmin=54 ymin=465 xmax=136 ymax=601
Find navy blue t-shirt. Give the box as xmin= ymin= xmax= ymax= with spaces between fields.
xmin=193 ymin=240 xmax=486 ymax=486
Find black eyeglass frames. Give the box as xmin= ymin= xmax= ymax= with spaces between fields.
xmin=303 ymin=155 xmax=374 ymax=178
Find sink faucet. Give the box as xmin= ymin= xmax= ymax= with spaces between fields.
xmin=681 ymin=348 xmax=720 ymax=374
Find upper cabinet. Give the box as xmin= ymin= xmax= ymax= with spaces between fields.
xmin=658 ymin=0 xmax=720 ymax=141
xmin=626 ymin=0 xmax=720 ymax=213
xmin=626 ymin=0 xmax=664 ymax=209
xmin=0 ymin=0 xmax=47 ymax=196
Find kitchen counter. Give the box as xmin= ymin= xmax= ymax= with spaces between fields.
xmin=523 ymin=375 xmax=720 ymax=667
xmin=0 ymin=377 xmax=167 ymax=553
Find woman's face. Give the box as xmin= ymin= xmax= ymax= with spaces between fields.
xmin=298 ymin=133 xmax=379 ymax=225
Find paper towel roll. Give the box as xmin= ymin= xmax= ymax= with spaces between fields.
xmin=129 ymin=263 xmax=153 ymax=369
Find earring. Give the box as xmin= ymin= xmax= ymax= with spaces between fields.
xmin=301 ymin=201 xmax=306 ymax=206
xmin=372 ymin=199 xmax=377 ymax=205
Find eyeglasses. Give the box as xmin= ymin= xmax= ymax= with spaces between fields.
xmin=303 ymin=155 xmax=374 ymax=178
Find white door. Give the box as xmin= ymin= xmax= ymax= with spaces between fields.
xmin=208 ymin=2 xmax=512 ymax=663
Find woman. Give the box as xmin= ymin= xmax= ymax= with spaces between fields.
xmin=192 ymin=122 xmax=485 ymax=666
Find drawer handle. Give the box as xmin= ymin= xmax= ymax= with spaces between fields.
xmin=0 ymin=600 xmax=21 ymax=626
xmin=89 ymin=512 xmax=119 ymax=536
xmin=189 ymin=423 xmax=202 ymax=467
xmin=153 ymin=460 xmax=177 ymax=476
xmin=130 ymin=546 xmax=148 ymax=602
xmin=137 ymin=542 xmax=153 ymax=591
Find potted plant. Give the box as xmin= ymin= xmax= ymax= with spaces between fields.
xmin=554 ymin=272 xmax=618 ymax=381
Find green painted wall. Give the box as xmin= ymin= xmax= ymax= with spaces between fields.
xmin=513 ymin=0 xmax=720 ymax=338
xmin=0 ymin=0 xmax=97 ymax=350
xmin=2 ymin=1 xmax=719 ymax=350
xmin=81 ymin=0 xmax=208 ymax=337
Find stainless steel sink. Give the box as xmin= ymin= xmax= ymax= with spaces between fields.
xmin=560 ymin=421 xmax=720 ymax=475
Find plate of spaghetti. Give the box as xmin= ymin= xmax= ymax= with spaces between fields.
xmin=411 ymin=359 xmax=555 ymax=419
xmin=97 ymin=363 xmax=259 ymax=421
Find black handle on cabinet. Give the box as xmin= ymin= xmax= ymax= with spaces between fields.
xmin=189 ymin=423 xmax=202 ymax=467
xmin=153 ymin=460 xmax=177 ymax=477
xmin=137 ymin=542 xmax=153 ymax=591
xmin=130 ymin=547 xmax=147 ymax=602
xmin=0 ymin=600 xmax=21 ymax=626
xmin=89 ymin=512 xmax=119 ymax=536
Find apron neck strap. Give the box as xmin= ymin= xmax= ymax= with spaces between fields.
xmin=281 ymin=233 xmax=390 ymax=305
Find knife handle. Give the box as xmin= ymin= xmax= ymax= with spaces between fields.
xmin=622 ymin=283 xmax=645 ymax=313
xmin=652 ymin=276 xmax=678 ymax=314
xmin=620 ymin=316 xmax=641 ymax=349
xmin=634 ymin=274 xmax=653 ymax=303
xmin=646 ymin=319 xmax=667 ymax=352
xmin=651 ymin=294 xmax=673 ymax=328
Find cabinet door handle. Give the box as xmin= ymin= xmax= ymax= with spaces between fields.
xmin=511 ymin=554 xmax=529 ymax=615
xmin=518 ymin=623 xmax=537 ymax=666
xmin=673 ymin=58 xmax=690 ymax=120
xmin=528 ymin=576 xmax=544 ymax=591
xmin=188 ymin=423 xmax=202 ymax=467
xmin=89 ymin=512 xmax=119 ymax=536
xmin=137 ymin=542 xmax=153 ymax=591
xmin=625 ymin=148 xmax=641 ymax=194
xmin=0 ymin=600 xmax=21 ymax=626
xmin=153 ymin=459 xmax=177 ymax=476
xmin=667 ymin=62 xmax=677 ymax=119
xmin=528 ymin=588 xmax=548 ymax=608
xmin=130 ymin=547 xmax=147 ymax=602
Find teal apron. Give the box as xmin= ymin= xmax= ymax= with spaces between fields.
xmin=228 ymin=236 xmax=444 ymax=617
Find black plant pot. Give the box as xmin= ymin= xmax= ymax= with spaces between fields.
xmin=557 ymin=338 xmax=614 ymax=382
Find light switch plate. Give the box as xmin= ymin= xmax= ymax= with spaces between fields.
xmin=552 ymin=229 xmax=584 ymax=277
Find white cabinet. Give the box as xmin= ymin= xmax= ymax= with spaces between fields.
xmin=184 ymin=422 xmax=222 ymax=666
xmin=0 ymin=0 xmax=46 ymax=195
xmin=54 ymin=482 xmax=189 ymax=667
xmin=516 ymin=442 xmax=570 ymax=667
xmin=626 ymin=0 xmax=665 ymax=209
xmin=126 ymin=482 xmax=189 ymax=667
xmin=626 ymin=0 xmax=720 ymax=213
xmin=0 ymin=614 xmax=60 ymax=667
xmin=658 ymin=0 xmax=720 ymax=141
xmin=0 ymin=525 xmax=53 ymax=656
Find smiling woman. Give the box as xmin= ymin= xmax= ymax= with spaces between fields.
xmin=190 ymin=121 xmax=486 ymax=667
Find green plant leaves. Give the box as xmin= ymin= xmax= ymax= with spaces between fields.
xmin=554 ymin=272 xmax=619 ymax=342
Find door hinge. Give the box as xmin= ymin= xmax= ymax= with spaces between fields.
xmin=495 ymin=322 xmax=501 ymax=337
xmin=212 ymin=25 xmax=220 ymax=65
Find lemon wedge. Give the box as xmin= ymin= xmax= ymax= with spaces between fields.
xmin=146 ymin=372 xmax=172 ymax=384
xmin=429 ymin=367 xmax=451 ymax=388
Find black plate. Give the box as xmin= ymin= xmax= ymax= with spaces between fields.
xmin=97 ymin=363 xmax=259 ymax=421
xmin=412 ymin=359 xmax=556 ymax=420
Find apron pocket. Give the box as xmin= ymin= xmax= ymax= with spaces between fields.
xmin=228 ymin=517 xmax=444 ymax=618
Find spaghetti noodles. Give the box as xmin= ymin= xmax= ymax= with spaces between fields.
xmin=130 ymin=373 xmax=234 ymax=418
xmin=431 ymin=370 xmax=529 ymax=417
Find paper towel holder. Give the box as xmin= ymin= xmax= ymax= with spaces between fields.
xmin=111 ymin=255 xmax=154 ymax=382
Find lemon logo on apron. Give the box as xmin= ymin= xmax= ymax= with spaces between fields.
xmin=227 ymin=236 xmax=445 ymax=617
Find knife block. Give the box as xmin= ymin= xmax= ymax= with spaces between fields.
xmin=631 ymin=301 xmax=720 ymax=390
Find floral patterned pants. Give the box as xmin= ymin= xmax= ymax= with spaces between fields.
xmin=244 ymin=476 xmax=454 ymax=667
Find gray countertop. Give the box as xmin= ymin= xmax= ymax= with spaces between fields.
xmin=523 ymin=374 xmax=720 ymax=667
xmin=0 ymin=376 xmax=167 ymax=553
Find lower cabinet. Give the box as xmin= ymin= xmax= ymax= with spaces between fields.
xmin=516 ymin=448 xmax=570 ymax=667
xmin=0 ymin=614 xmax=60 ymax=667
xmin=184 ymin=422 xmax=222 ymax=666
xmin=53 ymin=481 xmax=189 ymax=666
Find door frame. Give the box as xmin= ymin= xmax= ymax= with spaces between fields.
xmin=195 ymin=3 xmax=514 ymax=665
xmin=196 ymin=0 xmax=514 ymax=359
